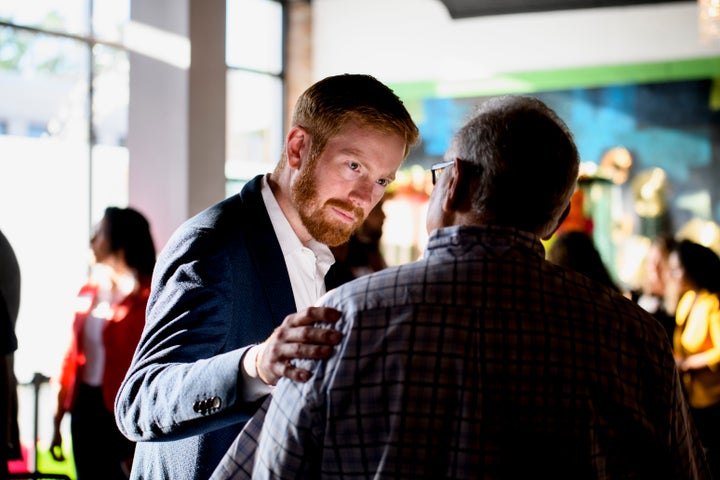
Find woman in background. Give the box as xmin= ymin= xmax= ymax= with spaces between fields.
xmin=666 ymin=239 xmax=720 ymax=478
xmin=546 ymin=230 xmax=620 ymax=292
xmin=633 ymin=234 xmax=677 ymax=340
xmin=330 ymin=199 xmax=389 ymax=282
xmin=50 ymin=207 xmax=156 ymax=480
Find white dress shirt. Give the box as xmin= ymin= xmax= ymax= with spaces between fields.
xmin=240 ymin=174 xmax=335 ymax=400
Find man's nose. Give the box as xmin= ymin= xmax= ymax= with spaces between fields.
xmin=348 ymin=179 xmax=374 ymax=209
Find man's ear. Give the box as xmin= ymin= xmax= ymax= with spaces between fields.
xmin=542 ymin=203 xmax=572 ymax=240
xmin=444 ymin=159 xmax=474 ymax=212
xmin=286 ymin=126 xmax=309 ymax=169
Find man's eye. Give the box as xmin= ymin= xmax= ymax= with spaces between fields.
xmin=348 ymin=162 xmax=360 ymax=171
xmin=376 ymin=178 xmax=390 ymax=187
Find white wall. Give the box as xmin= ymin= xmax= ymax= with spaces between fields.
xmin=312 ymin=0 xmax=720 ymax=85
xmin=129 ymin=0 xmax=190 ymax=250
xmin=129 ymin=0 xmax=226 ymax=250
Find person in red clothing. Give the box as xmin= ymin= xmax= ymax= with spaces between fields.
xmin=50 ymin=206 xmax=156 ymax=480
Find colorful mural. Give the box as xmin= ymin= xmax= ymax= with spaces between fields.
xmin=401 ymin=77 xmax=720 ymax=287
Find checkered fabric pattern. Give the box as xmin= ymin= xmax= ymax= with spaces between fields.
xmin=213 ymin=225 xmax=710 ymax=479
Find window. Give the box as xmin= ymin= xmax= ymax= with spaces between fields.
xmin=0 ymin=2 xmax=130 ymax=384
xmin=1 ymin=5 xmax=130 ymax=475
xmin=225 ymin=0 xmax=284 ymax=195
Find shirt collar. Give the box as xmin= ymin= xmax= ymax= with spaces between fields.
xmin=426 ymin=225 xmax=546 ymax=259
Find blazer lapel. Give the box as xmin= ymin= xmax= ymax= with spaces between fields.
xmin=239 ymin=176 xmax=297 ymax=324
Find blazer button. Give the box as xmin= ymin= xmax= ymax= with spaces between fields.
xmin=193 ymin=397 xmax=221 ymax=415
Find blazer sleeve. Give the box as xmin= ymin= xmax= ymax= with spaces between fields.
xmin=115 ymin=187 xmax=296 ymax=442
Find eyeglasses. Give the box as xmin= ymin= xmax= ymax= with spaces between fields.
xmin=430 ymin=160 xmax=455 ymax=185
xmin=431 ymin=159 xmax=483 ymax=185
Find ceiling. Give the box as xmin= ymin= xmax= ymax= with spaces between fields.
xmin=438 ymin=0 xmax=691 ymax=18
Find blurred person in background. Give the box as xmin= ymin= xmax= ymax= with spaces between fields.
xmin=50 ymin=207 xmax=156 ymax=480
xmin=632 ymin=234 xmax=677 ymax=341
xmin=330 ymin=198 xmax=389 ymax=281
xmin=0 ymin=229 xmax=21 ymax=480
xmin=546 ymin=229 xmax=621 ymax=293
xmin=666 ymin=239 xmax=720 ymax=478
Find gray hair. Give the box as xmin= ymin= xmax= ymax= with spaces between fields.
xmin=449 ymin=95 xmax=579 ymax=237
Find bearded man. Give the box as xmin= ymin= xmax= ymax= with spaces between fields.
xmin=114 ymin=74 xmax=419 ymax=480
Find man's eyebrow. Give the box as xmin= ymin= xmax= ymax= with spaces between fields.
xmin=338 ymin=146 xmax=363 ymax=157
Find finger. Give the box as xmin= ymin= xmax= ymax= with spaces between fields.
xmin=260 ymin=322 xmax=342 ymax=383
xmin=307 ymin=306 xmax=342 ymax=323
xmin=284 ymin=307 xmax=341 ymax=327
xmin=282 ymin=362 xmax=312 ymax=383
xmin=278 ymin=342 xmax=336 ymax=361
xmin=262 ymin=342 xmax=335 ymax=383
xmin=305 ymin=319 xmax=343 ymax=344
xmin=269 ymin=320 xmax=342 ymax=354
xmin=281 ymin=325 xmax=342 ymax=346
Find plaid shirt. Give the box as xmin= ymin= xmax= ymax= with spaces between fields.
xmin=213 ymin=225 xmax=710 ymax=479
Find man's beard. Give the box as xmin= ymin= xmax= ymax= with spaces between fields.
xmin=292 ymin=157 xmax=365 ymax=246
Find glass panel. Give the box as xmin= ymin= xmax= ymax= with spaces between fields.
xmin=92 ymin=0 xmax=131 ymax=43
xmin=0 ymin=0 xmax=89 ymax=37
xmin=0 ymin=27 xmax=92 ymax=384
xmin=91 ymin=44 xmax=129 ymax=221
xmin=0 ymin=27 xmax=90 ymax=139
xmin=226 ymin=0 xmax=282 ymax=74
xmin=1 ymin=7 xmax=131 ymax=468
xmin=226 ymin=69 xmax=283 ymax=196
xmin=91 ymin=144 xmax=128 ymax=222
xmin=92 ymin=44 xmax=128 ymax=147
